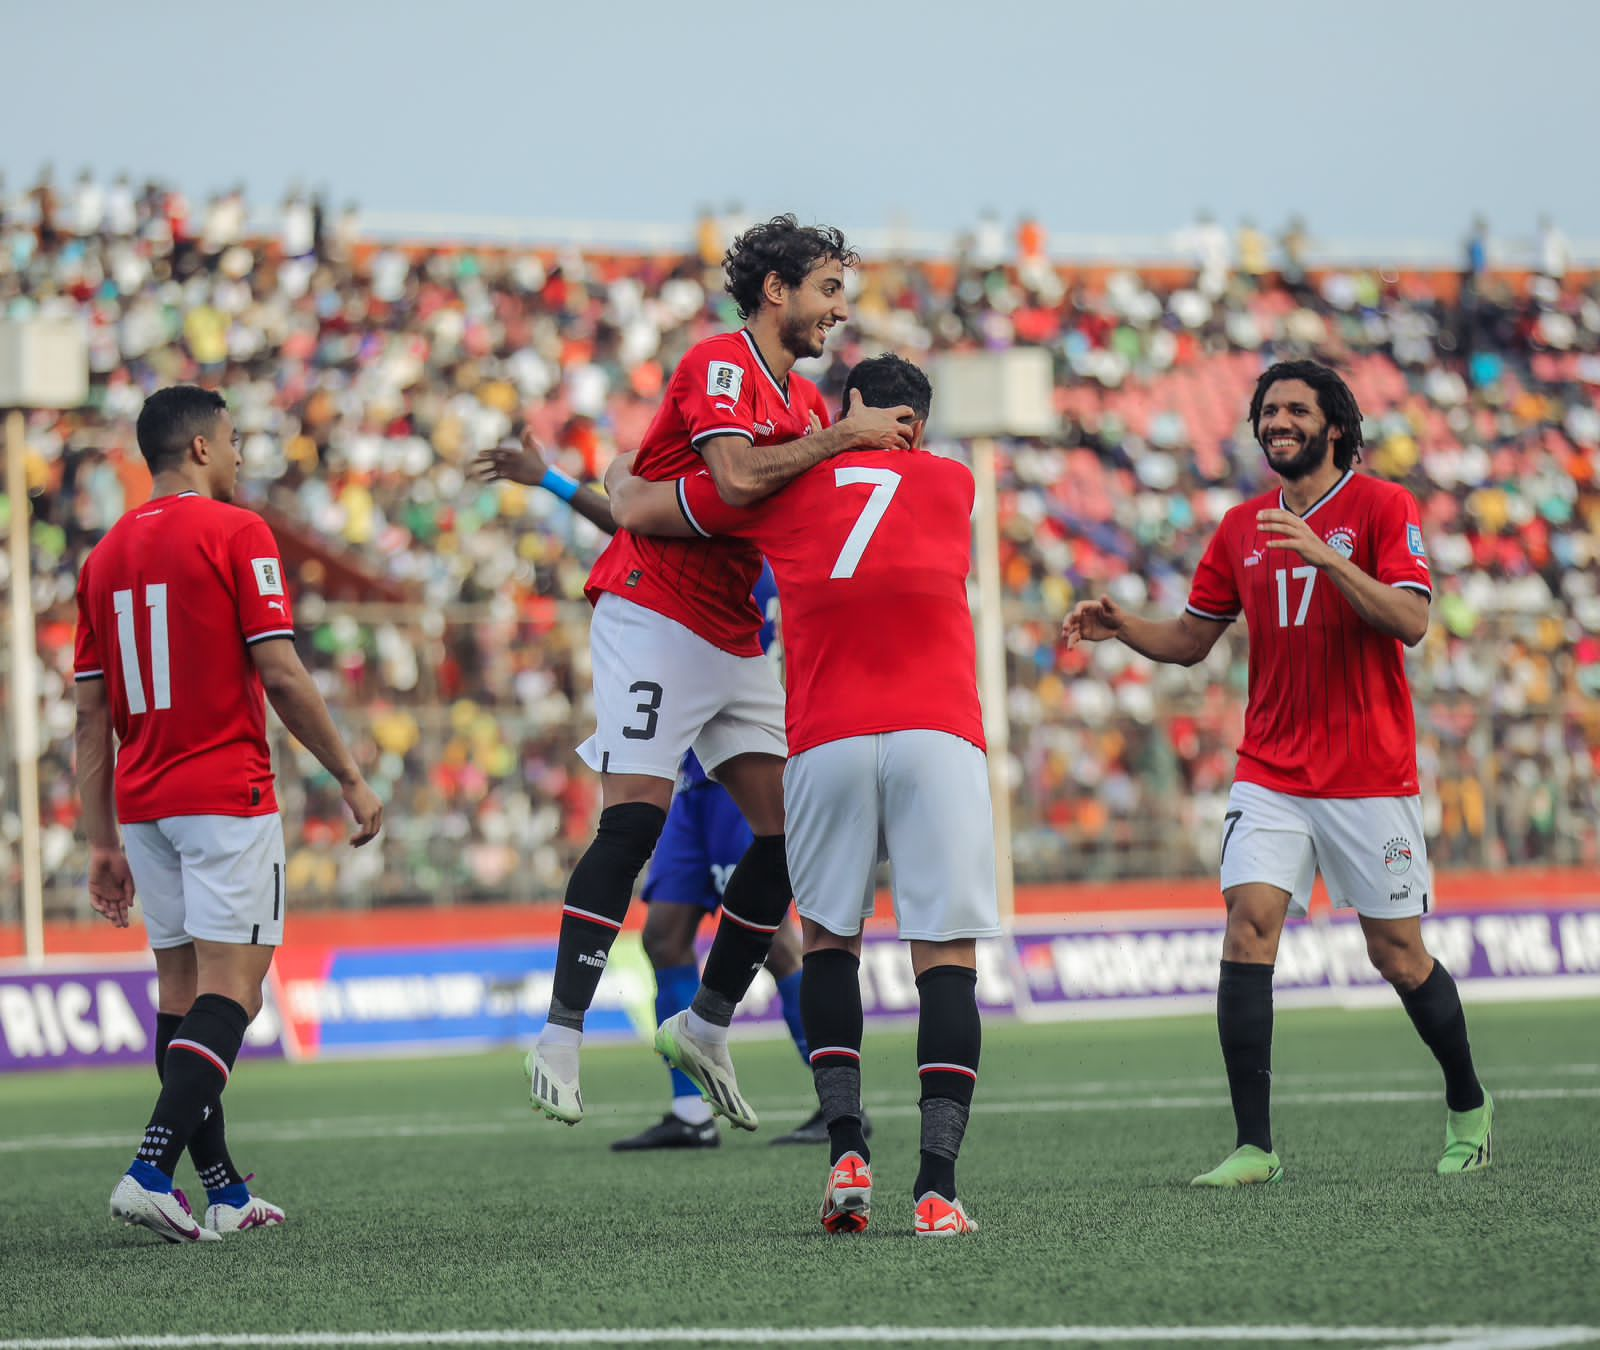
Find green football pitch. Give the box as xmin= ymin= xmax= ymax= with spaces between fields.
xmin=3 ymin=1000 xmax=1598 ymax=1350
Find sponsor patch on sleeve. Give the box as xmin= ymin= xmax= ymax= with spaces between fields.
xmin=1407 ymin=523 xmax=1427 ymax=558
xmin=252 ymin=557 xmax=285 ymax=597
xmin=707 ymin=361 xmax=745 ymax=402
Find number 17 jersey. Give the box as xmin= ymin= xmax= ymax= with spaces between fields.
xmin=1185 ymin=470 xmax=1432 ymax=799
xmin=74 ymin=493 xmax=295 ymax=822
xmin=677 ymin=448 xmax=984 ymax=757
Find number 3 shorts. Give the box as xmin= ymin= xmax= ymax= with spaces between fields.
xmin=577 ymin=592 xmax=787 ymax=782
xmin=1219 ymin=780 xmax=1431 ymax=919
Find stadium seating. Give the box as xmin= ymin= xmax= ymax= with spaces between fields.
xmin=4 ymin=178 xmax=1598 ymax=912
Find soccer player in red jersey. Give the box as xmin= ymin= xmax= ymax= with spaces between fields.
xmin=517 ymin=217 xmax=913 ymax=1130
xmin=608 ymin=354 xmax=993 ymax=1236
xmin=74 ymin=386 xmax=383 ymax=1242
xmin=1064 ymin=360 xmax=1492 ymax=1186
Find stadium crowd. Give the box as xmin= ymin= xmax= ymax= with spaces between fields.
xmin=3 ymin=172 xmax=1599 ymax=911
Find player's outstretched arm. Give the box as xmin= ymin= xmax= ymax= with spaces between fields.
xmin=250 ymin=639 xmax=384 ymax=846
xmin=702 ymin=390 xmax=914 ymax=507
xmin=473 ymin=430 xmax=617 ymax=534
xmin=604 ymin=453 xmax=697 ymax=538
xmin=1063 ymin=597 xmax=1228 ymax=667
xmin=73 ymin=679 xmax=136 ymax=927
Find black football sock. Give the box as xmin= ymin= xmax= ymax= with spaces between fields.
xmin=548 ymin=802 xmax=665 ymax=1031
xmin=801 ymin=949 xmax=867 ymax=1165
xmin=155 ymin=1009 xmax=243 ymax=1192
xmin=136 ymin=994 xmax=248 ymax=1178
xmin=1218 ymin=959 xmax=1275 ymax=1153
xmin=913 ymin=965 xmax=980 ymax=1200
xmin=1398 ymin=961 xmax=1485 ymax=1112
xmin=693 ymin=834 xmax=791 ymax=1028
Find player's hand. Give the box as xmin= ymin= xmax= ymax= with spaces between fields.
xmin=87 ymin=845 xmax=136 ymax=928
xmin=342 ymin=778 xmax=384 ymax=847
xmin=1062 ymin=596 xmax=1125 ymax=647
xmin=808 ymin=411 xmax=824 ymax=435
xmin=836 ymin=389 xmax=914 ymax=451
xmin=473 ymin=429 xmax=549 ymax=486
xmin=1256 ymin=509 xmax=1337 ymax=566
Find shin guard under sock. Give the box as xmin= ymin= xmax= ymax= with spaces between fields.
xmin=801 ymin=948 xmax=867 ymax=1164
xmin=549 ymin=802 xmax=665 ymax=1030
xmin=1218 ymin=959 xmax=1275 ymax=1152
xmin=694 ymin=834 xmax=791 ymax=1026
xmin=914 ymin=965 xmax=980 ymax=1198
xmin=135 ymin=993 xmax=249 ymax=1178
xmin=1399 ymin=961 xmax=1484 ymax=1112
xmin=156 ymin=1009 xmax=244 ymax=1195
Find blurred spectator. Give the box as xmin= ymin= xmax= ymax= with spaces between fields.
xmin=4 ymin=178 xmax=1599 ymax=914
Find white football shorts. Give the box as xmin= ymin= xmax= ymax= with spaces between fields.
xmin=1219 ymin=780 xmax=1431 ymax=919
xmin=578 ymin=592 xmax=786 ymax=782
xmin=122 ymin=812 xmax=287 ymax=948
xmin=784 ymin=729 xmax=1000 ymax=942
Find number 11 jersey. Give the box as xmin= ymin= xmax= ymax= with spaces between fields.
xmin=74 ymin=492 xmax=295 ymax=822
xmin=1185 ymin=470 xmax=1432 ymax=799
xmin=677 ymin=448 xmax=985 ymax=757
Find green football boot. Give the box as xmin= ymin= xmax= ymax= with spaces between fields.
xmin=1437 ymin=1091 xmax=1493 ymax=1174
xmin=1190 ymin=1145 xmax=1285 ymax=1188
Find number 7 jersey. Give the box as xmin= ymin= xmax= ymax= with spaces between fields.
xmin=677 ymin=448 xmax=984 ymax=756
xmin=1185 ymin=470 xmax=1432 ymax=798
xmin=74 ymin=492 xmax=295 ymax=822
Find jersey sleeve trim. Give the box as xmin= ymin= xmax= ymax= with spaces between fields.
xmin=1392 ymin=581 xmax=1433 ymax=599
xmin=74 ymin=669 xmax=105 ymax=681
xmin=690 ymin=426 xmax=755 ymax=450
xmin=244 ymin=628 xmax=296 ymax=645
xmin=677 ymin=478 xmax=713 ymax=538
xmin=1185 ymin=603 xmax=1239 ymax=623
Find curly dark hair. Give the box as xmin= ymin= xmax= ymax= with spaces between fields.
xmin=842 ymin=353 xmax=932 ymax=421
xmin=135 ymin=385 xmax=228 ymax=473
xmin=1248 ymin=360 xmax=1365 ymax=471
xmin=724 ymin=214 xmax=859 ymax=320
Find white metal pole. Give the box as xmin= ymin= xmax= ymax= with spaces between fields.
xmin=970 ymin=437 xmax=1016 ymax=930
xmin=6 ymin=409 xmax=45 ymax=966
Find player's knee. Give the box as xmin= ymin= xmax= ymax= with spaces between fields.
xmin=1367 ymin=938 xmax=1429 ymax=991
xmin=590 ymin=802 xmax=669 ymax=871
xmin=721 ymin=833 xmax=791 ymax=926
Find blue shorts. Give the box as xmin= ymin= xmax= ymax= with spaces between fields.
xmin=642 ymin=783 xmax=753 ymax=912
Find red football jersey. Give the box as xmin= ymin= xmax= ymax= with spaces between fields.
xmin=1186 ymin=470 xmax=1432 ymax=798
xmin=678 ymin=448 xmax=984 ymax=756
xmin=586 ymin=329 xmax=830 ymax=656
xmin=73 ymin=492 xmax=295 ymax=822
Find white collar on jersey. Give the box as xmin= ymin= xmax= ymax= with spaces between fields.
xmin=739 ymin=329 xmax=791 ymax=407
xmin=1280 ymin=468 xmax=1353 ymax=520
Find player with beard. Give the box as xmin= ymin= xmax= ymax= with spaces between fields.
xmin=1064 ymin=360 xmax=1493 ymax=1186
xmin=520 ymin=216 xmax=913 ymax=1129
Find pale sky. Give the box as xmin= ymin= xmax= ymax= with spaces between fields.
xmin=5 ymin=0 xmax=1596 ymax=249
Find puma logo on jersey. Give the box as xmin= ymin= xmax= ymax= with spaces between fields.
xmin=267 ymin=600 xmax=286 ymax=614
xmin=753 ymin=419 xmax=775 ymax=436
xmin=1244 ymin=547 xmax=1265 ymax=568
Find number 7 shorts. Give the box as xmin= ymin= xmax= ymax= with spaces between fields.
xmin=1219 ymin=780 xmax=1431 ymax=919
xmin=577 ymin=593 xmax=787 ymax=782
xmin=784 ymin=729 xmax=1002 ymax=942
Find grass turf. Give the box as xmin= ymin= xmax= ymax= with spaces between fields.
xmin=2 ymin=1000 xmax=1598 ymax=1348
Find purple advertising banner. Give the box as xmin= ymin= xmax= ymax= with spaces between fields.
xmin=0 ymin=961 xmax=287 ymax=1074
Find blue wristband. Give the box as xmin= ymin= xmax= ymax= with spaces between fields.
xmin=540 ymin=467 xmax=580 ymax=503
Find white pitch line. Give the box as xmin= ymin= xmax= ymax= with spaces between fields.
xmin=1 ymin=1326 xmax=1598 ymax=1349
xmin=4 ymin=1085 xmax=1597 ymax=1155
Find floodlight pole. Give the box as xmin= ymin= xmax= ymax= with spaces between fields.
xmin=6 ymin=409 xmax=45 ymax=966
xmin=970 ymin=437 xmax=1016 ymax=929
